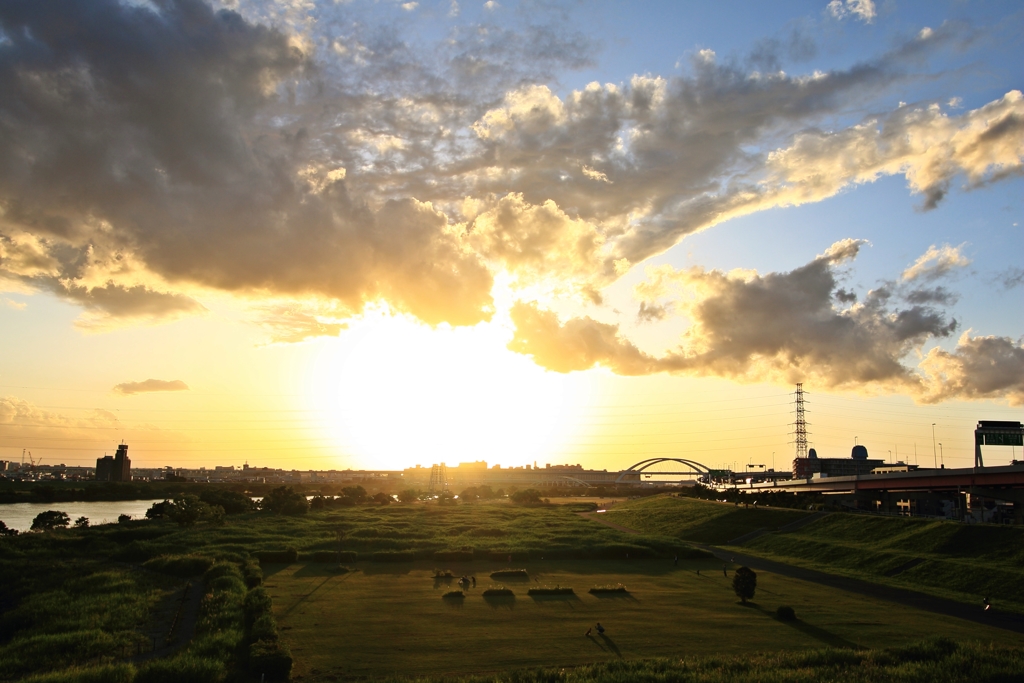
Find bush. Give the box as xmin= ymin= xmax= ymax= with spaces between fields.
xmin=248 ymin=639 xmax=293 ymax=682
xmin=20 ymin=663 xmax=136 ymax=683
xmin=442 ymin=590 xmax=464 ymax=599
xmin=256 ymin=548 xmax=298 ymax=564
xmin=199 ymin=489 xmax=255 ymax=515
xmin=250 ymin=613 xmax=278 ymax=642
xmin=243 ymin=587 xmax=273 ymax=630
xmin=733 ymin=566 xmax=757 ymax=604
xmin=589 ymin=584 xmax=628 ymax=594
xmin=482 ymin=587 xmax=514 ymax=597
xmin=168 ymin=496 xmax=223 ymax=527
xmin=242 ymin=560 xmax=263 ymax=588
xmin=261 ymin=486 xmax=309 ymax=515
xmin=143 ymin=554 xmax=214 ymax=578
xmin=776 ymin=605 xmax=797 ymax=621
xmin=511 ymin=489 xmax=543 ymax=505
xmin=135 ymin=655 xmax=223 ymax=683
xmin=203 ymin=561 xmax=242 ymax=583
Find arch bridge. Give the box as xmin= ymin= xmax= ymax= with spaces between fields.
xmin=616 ymin=457 xmax=717 ymax=484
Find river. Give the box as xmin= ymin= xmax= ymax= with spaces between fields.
xmin=0 ymin=499 xmax=166 ymax=532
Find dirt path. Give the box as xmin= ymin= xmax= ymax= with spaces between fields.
xmin=132 ymin=579 xmax=204 ymax=663
xmin=581 ymin=511 xmax=1024 ymax=635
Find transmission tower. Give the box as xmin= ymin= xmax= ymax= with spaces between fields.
xmin=792 ymin=383 xmax=809 ymax=460
xmin=428 ymin=463 xmax=449 ymax=493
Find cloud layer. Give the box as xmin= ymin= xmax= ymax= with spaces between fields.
xmin=0 ymin=0 xmax=1021 ymax=405
xmin=113 ymin=380 xmax=190 ymax=395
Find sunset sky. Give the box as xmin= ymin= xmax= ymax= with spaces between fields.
xmin=1 ymin=0 xmax=1022 ymax=474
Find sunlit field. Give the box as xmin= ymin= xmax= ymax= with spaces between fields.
xmin=264 ymin=558 xmax=1020 ymax=681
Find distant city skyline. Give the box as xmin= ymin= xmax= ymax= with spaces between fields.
xmin=1 ymin=0 xmax=1022 ymax=473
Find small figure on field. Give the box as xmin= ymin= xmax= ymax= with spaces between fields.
xmin=723 ymin=565 xmax=727 ymax=577
xmin=596 ymin=623 xmax=605 ymax=635
xmin=732 ymin=566 xmax=757 ymax=604
xmin=696 ymin=569 xmax=700 ymax=576
xmin=471 ymin=576 xmax=476 ymax=587
xmin=674 ymin=554 xmax=678 ymax=566
xmin=984 ymin=597 xmax=991 ymax=611
xmin=584 ymin=627 xmax=592 ymax=636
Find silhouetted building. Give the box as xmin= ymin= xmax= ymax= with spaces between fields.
xmin=96 ymin=444 xmax=131 ymax=482
xmin=793 ymin=445 xmax=883 ymax=479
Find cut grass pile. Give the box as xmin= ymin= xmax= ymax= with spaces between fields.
xmin=588 ymin=585 xmax=628 ymax=594
xmin=442 ymin=590 xmax=465 ymax=599
xmin=481 ymin=587 xmax=515 ymax=597
xmin=527 ymin=587 xmax=574 ymax=595
xmin=603 ymin=495 xmax=809 ymax=544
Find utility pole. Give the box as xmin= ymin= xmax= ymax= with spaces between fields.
xmin=939 ymin=443 xmax=943 ymax=468
xmin=932 ymin=423 xmax=937 ymax=469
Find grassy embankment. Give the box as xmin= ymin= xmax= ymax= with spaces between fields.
xmin=604 ymin=494 xmax=1024 ymax=613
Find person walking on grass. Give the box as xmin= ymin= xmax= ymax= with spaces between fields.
xmin=723 ymin=564 xmax=728 ymax=577
xmin=596 ymin=623 xmax=605 ymax=635
xmin=674 ymin=554 xmax=678 ymax=566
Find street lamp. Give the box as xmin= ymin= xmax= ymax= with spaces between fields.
xmin=888 ymin=450 xmax=892 ymax=464
xmin=939 ymin=443 xmax=943 ymax=468
xmin=932 ymin=423 xmax=937 ymax=469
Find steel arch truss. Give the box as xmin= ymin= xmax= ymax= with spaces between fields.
xmin=616 ymin=458 xmax=712 ymax=483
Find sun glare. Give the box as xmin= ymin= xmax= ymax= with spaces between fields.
xmin=309 ymin=313 xmax=580 ymax=471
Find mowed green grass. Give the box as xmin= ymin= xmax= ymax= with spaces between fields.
xmin=740 ymin=513 xmax=1024 ymax=613
xmin=263 ymin=559 xmax=1021 ymax=681
xmin=603 ymin=495 xmax=810 ymax=544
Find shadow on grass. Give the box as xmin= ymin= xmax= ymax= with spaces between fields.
xmin=294 ymin=563 xmax=354 ymax=578
xmin=483 ymin=595 xmax=516 ymax=610
xmin=747 ymin=603 xmax=864 ymax=650
xmin=278 ymin=575 xmax=335 ymax=619
xmin=260 ymin=563 xmax=290 ymax=579
xmin=590 ymin=592 xmax=639 ymax=603
xmin=360 ymin=564 xmax=413 ymax=576
xmin=598 ymin=633 xmax=622 ymax=656
xmin=442 ymin=596 xmax=464 ymax=609
xmin=433 ymin=577 xmax=454 ymax=589
xmin=529 ymin=594 xmax=582 ymax=606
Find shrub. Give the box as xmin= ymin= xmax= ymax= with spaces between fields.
xmin=143 ymin=554 xmax=214 ymax=578
xmin=250 ymin=613 xmax=278 ymax=642
xmin=528 ymin=586 xmax=574 ymax=595
xmin=0 ymin=520 xmax=18 ymax=536
xmin=490 ymin=569 xmax=528 ymax=579
xmin=168 ymin=496 xmax=223 ymax=527
xmin=482 ymin=587 xmax=514 ymax=596
xmin=777 ymin=605 xmax=797 ymax=621
xmin=117 ymin=514 xmax=132 ymax=524
xmin=209 ymin=575 xmax=246 ymax=595
xmin=135 ymin=654 xmax=224 ymax=683
xmin=589 ymin=585 xmax=629 ymax=594
xmin=397 ymin=489 xmax=420 ymax=502
xmin=256 ymin=548 xmax=298 ymax=564
xmin=511 ymin=489 xmax=543 ymax=505
xmin=199 ymin=489 xmax=255 ymax=515
xmin=733 ymin=566 xmax=757 ymax=604
xmin=243 ymin=588 xmax=273 ymax=630
xmin=73 ymin=516 xmax=89 ymax=528
xmin=261 ymin=486 xmax=309 ymax=515
xmin=248 ymin=639 xmax=293 ymax=682
xmin=442 ymin=590 xmax=464 ymax=599
xmin=242 ymin=560 xmax=263 ymax=588
xmin=19 ymin=663 xmax=136 ymax=683
xmin=145 ymin=500 xmax=174 ymax=519
xmin=204 ymin=561 xmax=243 ymax=583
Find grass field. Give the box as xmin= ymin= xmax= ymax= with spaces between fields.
xmin=263 ymin=558 xmax=1022 ymax=681
xmin=603 ymin=494 xmax=1024 ymax=614
xmin=603 ymin=495 xmax=810 ymax=544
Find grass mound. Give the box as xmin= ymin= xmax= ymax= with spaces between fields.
xmin=490 ymin=568 xmax=528 ymax=579
xmin=527 ymin=586 xmax=574 ymax=595
xmin=588 ymin=584 xmax=628 ymax=594
xmin=481 ymin=587 xmax=514 ymax=597
xmin=442 ymin=590 xmax=465 ymax=599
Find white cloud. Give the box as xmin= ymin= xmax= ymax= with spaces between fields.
xmin=113 ymin=379 xmax=190 ymax=395
xmin=901 ymin=244 xmax=971 ymax=282
xmin=828 ymin=0 xmax=876 ymax=24
xmin=401 ymin=2 xmax=418 ymax=11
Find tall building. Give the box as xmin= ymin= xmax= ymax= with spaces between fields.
xmin=96 ymin=443 xmax=131 ymax=482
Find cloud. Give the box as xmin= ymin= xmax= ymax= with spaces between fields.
xmin=113 ymin=379 xmax=190 ymax=395
xmin=993 ymin=266 xmax=1024 ymax=291
xmin=1 ymin=297 xmax=25 ymax=310
xmin=252 ymin=303 xmax=348 ymax=344
xmin=505 ymin=239 xmax=1024 ymax=405
xmin=901 ymin=244 xmax=971 ymax=282
xmin=827 ymin=0 xmax=876 ymax=24
xmin=919 ymin=333 xmax=1024 ymax=406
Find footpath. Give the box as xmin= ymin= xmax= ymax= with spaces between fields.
xmin=582 ymin=511 xmax=1024 ymax=635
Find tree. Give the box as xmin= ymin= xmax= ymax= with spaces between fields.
xmin=0 ymin=521 xmax=18 ymax=536
xmin=341 ymin=486 xmax=367 ymax=503
xmin=511 ymin=489 xmax=543 ymax=505
xmin=397 ymin=489 xmax=419 ymax=503
xmin=372 ymin=492 xmax=392 ymax=505
xmin=261 ymin=486 xmax=309 ymax=515
xmin=117 ymin=513 xmax=132 ymax=524
xmin=169 ymin=495 xmax=224 ymax=527
xmin=200 ymin=489 xmax=255 ymax=514
xmin=732 ymin=566 xmax=757 ymax=604
xmin=74 ymin=516 xmax=90 ymax=528
xmin=31 ymin=510 xmax=70 ymax=532
xmin=146 ymin=500 xmax=175 ymax=519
